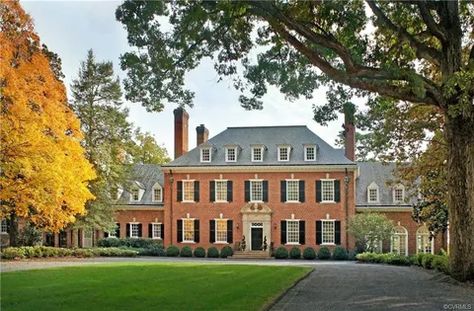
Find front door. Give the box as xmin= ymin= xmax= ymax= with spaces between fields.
xmin=251 ymin=228 xmax=263 ymax=250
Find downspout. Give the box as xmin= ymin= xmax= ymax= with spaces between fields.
xmin=169 ymin=169 xmax=174 ymax=248
xmin=344 ymin=168 xmax=350 ymax=250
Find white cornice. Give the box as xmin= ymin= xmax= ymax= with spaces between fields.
xmin=162 ymin=165 xmax=357 ymax=173
xmin=356 ymin=206 xmax=413 ymax=212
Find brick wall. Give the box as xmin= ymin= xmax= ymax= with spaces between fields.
xmin=115 ymin=209 xmax=165 ymax=239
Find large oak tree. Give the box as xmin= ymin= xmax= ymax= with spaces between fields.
xmin=116 ymin=1 xmax=474 ymax=281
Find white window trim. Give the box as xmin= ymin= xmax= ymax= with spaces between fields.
xmin=214 ymin=219 xmax=229 ymax=244
xmin=367 ymin=183 xmax=379 ymax=203
xmin=393 ymin=185 xmax=405 ymax=203
xmin=225 ymin=147 xmax=237 ymax=162
xmin=285 ymin=179 xmax=300 ymax=203
xmin=151 ymin=222 xmax=162 ymax=240
xmin=1 ymin=219 xmax=8 ymax=234
xmin=129 ymin=222 xmax=140 ymax=238
xmin=321 ymin=219 xmax=336 ymax=245
xmin=277 ymin=145 xmax=291 ymax=162
xmin=304 ymin=145 xmax=316 ymax=161
xmin=200 ymin=147 xmax=211 ymax=163
xmin=214 ymin=179 xmax=228 ymax=203
xmin=320 ymin=179 xmax=336 ymax=203
xmin=390 ymin=226 xmax=408 ymax=256
xmin=116 ymin=187 xmax=124 ymax=200
xmin=182 ymin=180 xmax=195 ymax=203
xmin=249 ymin=179 xmax=264 ymax=203
xmin=285 ymin=219 xmax=301 ymax=245
xmin=129 ymin=187 xmax=143 ymax=203
xmin=182 ymin=218 xmax=196 ymax=243
xmin=251 ymin=146 xmax=264 ymax=162
xmin=416 ymin=226 xmax=434 ymax=254
xmin=152 ymin=184 xmax=163 ymax=202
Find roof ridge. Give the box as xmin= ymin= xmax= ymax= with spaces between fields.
xmin=226 ymin=125 xmax=307 ymax=129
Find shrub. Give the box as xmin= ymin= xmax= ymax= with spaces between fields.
xmin=97 ymin=238 xmax=121 ymax=248
xmin=432 ymin=255 xmax=449 ymax=273
xmin=384 ymin=253 xmax=410 ymax=266
xmin=1 ymin=247 xmax=25 ymax=260
xmin=303 ymin=247 xmax=316 ymax=260
xmin=166 ymin=245 xmax=180 ymax=257
xmin=180 ymin=246 xmax=193 ymax=257
xmin=289 ymin=247 xmax=301 ymax=259
xmin=207 ymin=247 xmax=219 ymax=258
xmin=275 ymin=246 xmax=289 ymax=259
xmin=220 ymin=246 xmax=233 ymax=258
xmin=333 ymin=246 xmax=348 ymax=260
xmin=421 ymin=254 xmax=435 ymax=269
xmin=318 ymin=246 xmax=331 ymax=260
xmin=73 ymin=248 xmax=94 ymax=258
xmin=95 ymin=248 xmax=138 ymax=257
xmin=415 ymin=253 xmax=425 ymax=266
xmin=193 ymin=247 xmax=206 ymax=258
xmin=348 ymin=250 xmax=358 ymax=261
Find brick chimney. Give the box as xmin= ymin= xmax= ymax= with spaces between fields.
xmin=174 ymin=107 xmax=189 ymax=159
xmin=196 ymin=124 xmax=209 ymax=146
xmin=343 ymin=104 xmax=355 ymax=161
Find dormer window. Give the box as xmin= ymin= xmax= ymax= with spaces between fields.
xmin=251 ymin=146 xmax=264 ymax=162
xmin=367 ymin=182 xmax=379 ymax=203
xmin=225 ymin=146 xmax=237 ymax=162
xmin=304 ymin=145 xmax=316 ymax=161
xmin=278 ymin=145 xmax=291 ymax=161
xmin=393 ymin=185 xmax=405 ymax=203
xmin=130 ymin=188 xmax=140 ymax=202
xmin=152 ymin=183 xmax=163 ymax=202
xmin=200 ymin=147 xmax=211 ymax=162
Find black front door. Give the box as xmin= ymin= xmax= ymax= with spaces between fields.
xmin=251 ymin=228 xmax=263 ymax=250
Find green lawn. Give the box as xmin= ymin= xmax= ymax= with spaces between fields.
xmin=1 ymin=263 xmax=311 ymax=311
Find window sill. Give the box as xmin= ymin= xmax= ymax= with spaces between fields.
xmin=285 ymin=243 xmax=301 ymax=246
xmin=321 ymin=243 xmax=336 ymax=246
xmin=181 ymin=241 xmax=196 ymax=244
xmin=249 ymin=200 xmax=264 ymax=203
xmin=152 ymin=237 xmax=162 ymax=240
xmin=285 ymin=201 xmax=300 ymax=204
xmin=320 ymin=201 xmax=336 ymax=204
xmin=214 ymin=201 xmax=229 ymax=204
xmin=181 ymin=201 xmax=196 ymax=203
xmin=213 ymin=242 xmax=229 ymax=245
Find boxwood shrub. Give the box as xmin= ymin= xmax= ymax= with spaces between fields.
xmin=207 ymin=247 xmax=219 ymax=258
xmin=318 ymin=246 xmax=331 ymax=260
xmin=432 ymin=255 xmax=449 ymax=273
xmin=193 ymin=247 xmax=206 ymax=258
xmin=166 ymin=245 xmax=180 ymax=257
xmin=180 ymin=246 xmax=193 ymax=257
xmin=421 ymin=254 xmax=435 ymax=269
xmin=220 ymin=246 xmax=233 ymax=258
xmin=275 ymin=246 xmax=289 ymax=259
xmin=332 ymin=246 xmax=348 ymax=260
xmin=289 ymin=246 xmax=301 ymax=259
xmin=303 ymin=247 xmax=316 ymax=260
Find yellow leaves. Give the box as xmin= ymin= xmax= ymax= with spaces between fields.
xmin=0 ymin=1 xmax=95 ymax=232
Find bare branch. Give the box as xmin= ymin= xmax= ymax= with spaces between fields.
xmin=417 ymin=1 xmax=447 ymax=43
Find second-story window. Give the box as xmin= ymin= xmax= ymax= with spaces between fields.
xmin=250 ymin=180 xmax=263 ymax=202
xmin=200 ymin=148 xmax=211 ymax=162
xmin=321 ymin=180 xmax=335 ymax=202
xmin=278 ymin=146 xmax=290 ymax=161
xmin=215 ymin=180 xmax=227 ymax=202
xmin=286 ymin=180 xmax=299 ymax=202
xmin=183 ymin=181 xmax=195 ymax=202
xmin=226 ymin=147 xmax=236 ymax=162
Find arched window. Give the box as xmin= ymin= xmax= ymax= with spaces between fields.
xmin=367 ymin=182 xmax=379 ymax=203
xmin=416 ymin=226 xmax=434 ymax=254
xmin=391 ymin=226 xmax=408 ymax=256
xmin=152 ymin=183 xmax=163 ymax=202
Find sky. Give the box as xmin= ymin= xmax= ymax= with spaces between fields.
xmin=21 ymin=0 xmax=349 ymax=157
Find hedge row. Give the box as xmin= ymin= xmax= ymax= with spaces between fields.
xmin=163 ymin=245 xmax=234 ymax=258
xmin=1 ymin=246 xmax=138 ymax=260
xmin=97 ymin=237 xmax=163 ymax=249
xmin=274 ymin=246 xmax=351 ymax=260
xmin=355 ymin=252 xmax=411 ymax=266
xmin=356 ymin=252 xmax=450 ymax=273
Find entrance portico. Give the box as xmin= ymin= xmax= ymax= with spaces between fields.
xmin=240 ymin=203 xmax=272 ymax=252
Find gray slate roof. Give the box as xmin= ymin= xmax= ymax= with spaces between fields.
xmin=356 ymin=162 xmax=415 ymax=207
xmin=165 ymin=126 xmax=355 ymax=167
xmin=116 ymin=164 xmax=164 ymax=205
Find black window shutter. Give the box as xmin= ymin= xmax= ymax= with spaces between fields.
xmin=104 ymin=232 xmax=109 ymax=238
xmin=227 ymin=181 xmax=233 ymax=202
xmin=316 ymin=181 xmax=322 ymax=202
xmin=281 ymin=221 xmax=287 ymax=244
xmin=299 ymin=221 xmax=306 ymax=245
xmin=160 ymin=224 xmax=164 ymax=239
xmin=138 ymin=224 xmax=142 ymax=237
xmin=177 ymin=181 xmax=183 ymax=202
xmin=149 ymin=223 xmax=153 ymax=238
xmin=227 ymin=220 xmax=233 ymax=243
xmin=6 ymin=219 xmax=10 ymax=233
xmin=280 ymin=181 xmax=286 ymax=202
xmin=244 ymin=181 xmax=250 ymax=202
xmin=335 ymin=221 xmax=341 ymax=245
xmin=209 ymin=220 xmax=216 ymax=243
xmin=177 ymin=220 xmax=183 ymax=242
xmin=299 ymin=180 xmax=305 ymax=202
xmin=194 ymin=181 xmax=200 ymax=202
xmin=316 ymin=221 xmax=322 ymax=245
xmin=194 ymin=220 xmax=200 ymax=243
xmin=126 ymin=223 xmax=130 ymax=237
xmin=334 ymin=180 xmax=341 ymax=202
xmin=210 ymin=181 xmax=215 ymax=202
xmin=116 ymin=223 xmax=120 ymax=238
xmin=263 ymin=181 xmax=269 ymax=202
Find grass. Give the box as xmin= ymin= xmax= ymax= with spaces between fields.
xmin=1 ymin=263 xmax=311 ymax=311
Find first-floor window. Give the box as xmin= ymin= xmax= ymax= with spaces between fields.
xmin=1 ymin=219 xmax=8 ymax=234
xmin=391 ymin=226 xmax=408 ymax=256
xmin=215 ymin=220 xmax=227 ymax=243
xmin=416 ymin=226 xmax=433 ymax=254
xmin=130 ymin=223 xmax=139 ymax=238
xmin=152 ymin=223 xmax=162 ymax=239
xmin=286 ymin=220 xmax=300 ymax=244
xmin=183 ymin=219 xmax=195 ymax=242
xmin=321 ymin=220 xmax=335 ymax=244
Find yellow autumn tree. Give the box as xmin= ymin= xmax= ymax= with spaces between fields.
xmin=0 ymin=1 xmax=96 ymax=243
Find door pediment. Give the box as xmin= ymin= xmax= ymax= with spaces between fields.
xmin=240 ymin=202 xmax=272 ymax=214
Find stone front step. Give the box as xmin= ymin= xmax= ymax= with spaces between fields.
xmin=231 ymin=251 xmax=271 ymax=259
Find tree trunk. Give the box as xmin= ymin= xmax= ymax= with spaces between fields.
xmin=445 ymin=113 xmax=474 ymax=281
xmin=8 ymin=212 xmax=18 ymax=247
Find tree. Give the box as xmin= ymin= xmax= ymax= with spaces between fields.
xmin=70 ymin=49 xmax=134 ymax=231
xmin=116 ymin=1 xmax=474 ymax=281
xmin=348 ymin=213 xmax=395 ymax=253
xmin=0 ymin=1 xmax=95 ymax=245
xmin=132 ymin=129 xmax=171 ymax=165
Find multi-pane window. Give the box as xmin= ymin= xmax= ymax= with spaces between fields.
xmin=152 ymin=223 xmax=161 ymax=239
xmin=393 ymin=186 xmax=404 ymax=203
xmin=286 ymin=180 xmax=299 ymax=202
xmin=250 ymin=181 xmax=263 ymax=202
xmin=183 ymin=219 xmax=195 ymax=242
xmin=417 ymin=226 xmax=433 ymax=254
xmin=130 ymin=223 xmax=139 ymax=238
xmin=200 ymin=148 xmax=211 ymax=162
xmin=305 ymin=146 xmax=316 ymax=161
xmin=215 ymin=180 xmax=228 ymax=202
xmin=153 ymin=186 xmax=162 ymax=202
xmin=286 ymin=220 xmax=300 ymax=244
xmin=368 ymin=188 xmax=378 ymax=203
xmin=321 ymin=180 xmax=335 ymax=202
xmin=321 ymin=220 xmax=335 ymax=244
xmin=226 ymin=147 xmax=236 ymax=162
xmin=108 ymin=223 xmax=119 ymax=238
xmin=215 ymin=220 xmax=227 ymax=243
xmin=131 ymin=188 xmax=140 ymax=202
xmin=278 ymin=146 xmax=289 ymax=161
xmin=252 ymin=147 xmax=263 ymax=162
xmin=391 ymin=226 xmax=408 ymax=256
xmin=1 ymin=219 xmax=7 ymax=234
xmin=182 ymin=181 xmax=195 ymax=202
